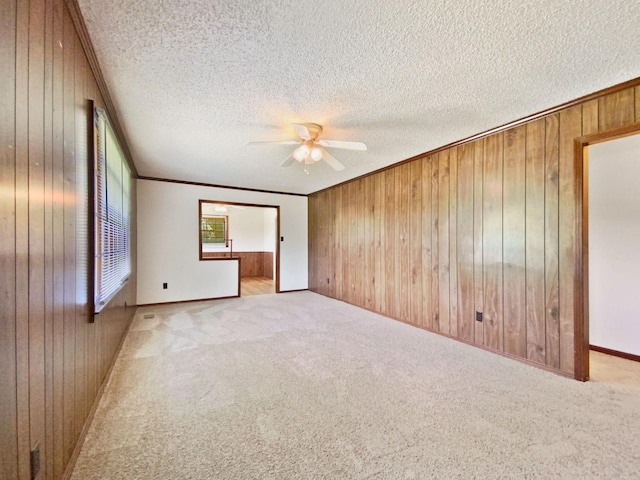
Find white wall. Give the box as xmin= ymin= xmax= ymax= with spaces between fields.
xmin=137 ymin=179 xmax=308 ymax=304
xmin=263 ymin=208 xmax=277 ymax=278
xmin=589 ymin=134 xmax=640 ymax=356
xmin=201 ymin=204 xmax=269 ymax=252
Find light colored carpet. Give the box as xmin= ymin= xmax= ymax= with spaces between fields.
xmin=71 ymin=291 xmax=640 ymax=479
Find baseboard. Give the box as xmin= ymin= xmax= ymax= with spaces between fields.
xmin=590 ymin=345 xmax=640 ymax=362
xmin=62 ymin=309 xmax=136 ymax=479
xmin=278 ymin=288 xmax=308 ymax=293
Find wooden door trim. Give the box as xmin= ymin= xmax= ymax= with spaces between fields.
xmin=573 ymin=121 xmax=640 ymax=381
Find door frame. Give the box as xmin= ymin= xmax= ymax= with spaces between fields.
xmin=573 ymin=121 xmax=640 ymax=381
xmin=199 ymin=199 xmax=281 ymax=294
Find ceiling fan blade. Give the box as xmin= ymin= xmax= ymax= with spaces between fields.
xmin=322 ymin=150 xmax=345 ymax=171
xmin=280 ymin=152 xmax=295 ymax=167
xmin=247 ymin=140 xmax=300 ymax=146
xmin=292 ymin=123 xmax=313 ymax=140
xmin=318 ymin=139 xmax=367 ymax=151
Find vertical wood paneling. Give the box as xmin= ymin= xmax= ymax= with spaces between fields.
xmin=347 ymin=182 xmax=362 ymax=305
xmin=356 ymin=179 xmax=366 ymax=307
xmin=364 ymin=176 xmax=374 ymax=308
xmin=582 ymin=99 xmax=599 ymax=136
xmin=409 ymin=161 xmax=423 ymax=326
xmin=0 ymin=2 xmax=138 ymax=479
xmin=449 ymin=148 xmax=458 ymax=336
xmin=544 ymin=114 xmax=560 ymax=369
xmin=456 ymin=144 xmax=474 ymax=342
xmin=483 ymin=133 xmax=503 ymax=350
xmin=431 ymin=156 xmax=440 ymax=330
xmin=503 ymin=127 xmax=526 ymax=357
xmin=598 ymin=88 xmax=635 ymax=131
xmin=15 ymin=0 xmax=32 ymax=476
xmin=52 ymin=2 xmax=66 ymax=476
xmin=396 ymin=164 xmax=410 ymax=321
xmin=374 ymin=173 xmax=385 ymax=312
xmin=421 ymin=158 xmax=432 ymax=329
xmin=63 ymin=9 xmax=78 ymax=463
xmin=43 ymin=1 xmax=56 ymax=476
xmin=334 ymin=185 xmax=344 ymax=300
xmin=74 ymin=34 xmax=89 ymax=440
xmin=28 ymin=2 xmax=48 ymax=478
xmin=384 ymin=170 xmax=398 ymax=318
xmin=307 ymin=80 xmax=640 ymax=379
xmin=558 ymin=106 xmax=582 ymax=374
xmin=438 ymin=151 xmax=450 ymax=334
xmin=0 ymin=0 xmax=18 ymax=477
xmin=473 ymin=140 xmax=484 ymax=345
xmin=525 ymin=119 xmax=546 ymax=364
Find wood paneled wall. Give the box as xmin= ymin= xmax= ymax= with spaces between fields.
xmin=0 ymin=1 xmax=137 ymax=479
xmin=309 ymin=82 xmax=640 ymax=378
xmin=202 ymin=251 xmax=274 ymax=278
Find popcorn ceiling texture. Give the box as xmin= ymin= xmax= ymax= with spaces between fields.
xmin=78 ymin=0 xmax=640 ymax=194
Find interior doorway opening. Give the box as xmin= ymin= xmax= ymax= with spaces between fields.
xmin=199 ymin=200 xmax=280 ymax=297
xmin=576 ymin=126 xmax=640 ymax=381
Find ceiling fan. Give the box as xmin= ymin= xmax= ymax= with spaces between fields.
xmin=248 ymin=123 xmax=367 ymax=173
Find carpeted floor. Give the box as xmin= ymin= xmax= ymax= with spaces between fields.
xmin=71 ymin=291 xmax=640 ymax=479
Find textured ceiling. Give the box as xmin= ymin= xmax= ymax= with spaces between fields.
xmin=78 ymin=0 xmax=640 ymax=195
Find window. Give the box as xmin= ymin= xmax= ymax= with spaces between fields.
xmin=201 ymin=216 xmax=228 ymax=245
xmin=94 ymin=108 xmax=131 ymax=312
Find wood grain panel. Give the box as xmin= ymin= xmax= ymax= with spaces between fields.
xmin=420 ymin=158 xmax=432 ymax=329
xmin=0 ymin=0 xmax=18 ymax=476
xmin=356 ymin=179 xmax=366 ymax=307
xmin=483 ymin=133 xmax=503 ymax=350
xmin=0 ymin=2 xmax=138 ymax=478
xmin=525 ymin=119 xmax=546 ymax=364
xmin=409 ymin=160 xmax=423 ymax=326
xmin=334 ymin=185 xmax=344 ymax=300
xmin=364 ymin=175 xmax=375 ymax=308
xmin=473 ymin=140 xmax=484 ymax=345
xmin=43 ymin=1 xmax=56 ymax=475
xmin=306 ymin=75 xmax=640 ymax=380
xmin=503 ymin=127 xmax=526 ymax=357
xmin=350 ymin=181 xmax=359 ymax=304
xmin=544 ymin=114 xmax=561 ymax=369
xmin=373 ymin=173 xmax=385 ymax=312
xmin=396 ymin=164 xmax=410 ymax=322
xmin=384 ymin=170 xmax=398 ymax=318
xmin=63 ymin=9 xmax=78 ymax=463
xmin=437 ymin=151 xmax=450 ymax=334
xmin=449 ymin=148 xmax=458 ymax=336
xmin=28 ymin=1 xmax=48 ymax=476
xmin=431 ymin=155 xmax=440 ymax=330
xmin=598 ymin=88 xmax=635 ymax=131
xmin=52 ymin=2 xmax=66 ymax=475
xmin=15 ymin=0 xmax=31 ymax=475
xmin=582 ymin=99 xmax=599 ymax=136
xmin=203 ymin=251 xmax=273 ymax=278
xmin=456 ymin=144 xmax=474 ymax=342
xmin=558 ymin=106 xmax=582 ymax=374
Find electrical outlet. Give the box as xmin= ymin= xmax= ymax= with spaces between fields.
xmin=163 ymin=282 xmax=168 ymax=289
xmin=30 ymin=444 xmax=40 ymax=479
xmin=475 ymin=311 xmax=483 ymax=322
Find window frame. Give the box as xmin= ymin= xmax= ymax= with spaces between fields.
xmin=94 ymin=107 xmax=132 ymax=313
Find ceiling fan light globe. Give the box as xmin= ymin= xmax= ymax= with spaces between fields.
xmin=294 ymin=145 xmax=309 ymax=162
xmin=310 ymin=147 xmax=323 ymax=162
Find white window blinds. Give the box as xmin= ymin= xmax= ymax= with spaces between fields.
xmin=95 ymin=108 xmax=131 ymax=311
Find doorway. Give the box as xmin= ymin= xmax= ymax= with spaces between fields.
xmin=199 ymin=200 xmax=280 ymax=297
xmin=575 ymin=125 xmax=640 ymax=380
